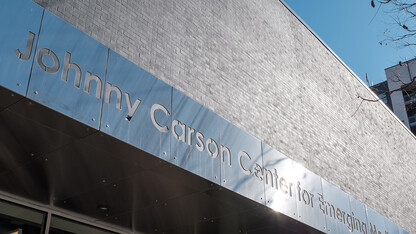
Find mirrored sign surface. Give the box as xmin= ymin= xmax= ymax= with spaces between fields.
xmin=321 ymin=179 xmax=352 ymax=234
xmin=384 ymin=216 xmax=400 ymax=234
xmin=348 ymin=196 xmax=369 ymax=234
xmin=170 ymin=88 xmax=220 ymax=184
xmin=218 ymin=118 xmax=264 ymax=204
xmin=0 ymin=0 xmax=43 ymax=95
xmin=262 ymin=143 xmax=297 ymax=219
xmin=27 ymin=10 xmax=108 ymax=129
xmin=101 ymin=50 xmax=171 ymax=159
xmin=400 ymin=227 xmax=410 ymax=234
xmin=366 ymin=206 xmax=386 ymax=234
xmin=291 ymin=161 xmax=326 ymax=232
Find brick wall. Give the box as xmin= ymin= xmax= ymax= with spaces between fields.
xmin=32 ymin=0 xmax=416 ymax=232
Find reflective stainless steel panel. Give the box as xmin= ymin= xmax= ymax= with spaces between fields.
xmin=348 ymin=196 xmax=369 ymax=234
xmin=321 ymin=179 xmax=351 ymax=234
xmin=218 ymin=118 xmax=264 ymax=204
xmin=100 ymin=50 xmax=171 ymax=159
xmin=170 ymin=88 xmax=220 ymax=184
xmin=366 ymin=206 xmax=387 ymax=234
xmin=291 ymin=161 xmax=326 ymax=232
xmin=27 ymin=10 xmax=108 ymax=129
xmin=400 ymin=227 xmax=410 ymax=234
xmin=262 ymin=143 xmax=297 ymax=219
xmin=384 ymin=217 xmax=400 ymax=234
xmin=0 ymin=0 xmax=43 ymax=95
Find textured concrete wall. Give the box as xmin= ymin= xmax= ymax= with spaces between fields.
xmin=32 ymin=0 xmax=416 ymax=232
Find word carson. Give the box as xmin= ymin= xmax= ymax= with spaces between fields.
xmin=150 ymin=103 xmax=235 ymax=168
xmin=150 ymin=103 xmax=312 ymax=207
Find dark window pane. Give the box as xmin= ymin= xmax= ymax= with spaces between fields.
xmin=0 ymin=200 xmax=45 ymax=234
xmin=50 ymin=216 xmax=115 ymax=234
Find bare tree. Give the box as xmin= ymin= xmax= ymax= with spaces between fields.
xmin=371 ymin=0 xmax=416 ymax=47
xmin=354 ymin=1 xmax=416 ymax=104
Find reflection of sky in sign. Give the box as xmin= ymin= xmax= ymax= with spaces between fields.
xmin=219 ymin=117 xmax=263 ymax=203
xmin=40 ymin=54 xmax=55 ymax=67
xmin=262 ymin=144 xmax=298 ymax=218
xmin=366 ymin=206 xmax=386 ymax=233
xmin=0 ymin=0 xmax=43 ymax=95
xmin=349 ymin=196 xmax=369 ymax=234
xmin=292 ymin=161 xmax=325 ymax=231
xmin=170 ymin=88 xmax=220 ymax=184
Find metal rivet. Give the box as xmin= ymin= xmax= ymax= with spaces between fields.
xmin=173 ymin=157 xmax=177 ymax=160
xmin=102 ymin=179 xmax=106 ymax=183
xmin=11 ymin=93 xmax=14 ymax=97
xmin=163 ymin=152 xmax=166 ymax=155
xmin=44 ymin=158 xmax=48 ymax=161
xmin=105 ymin=124 xmax=109 ymax=128
xmin=214 ymin=176 xmax=217 ymax=179
xmin=34 ymin=91 xmax=38 ymax=95
xmin=91 ymin=118 xmax=95 ymax=121
xmin=28 ymin=101 xmax=32 ymax=105
xmin=223 ymin=179 xmax=226 ymax=183
xmin=63 ymin=201 xmax=67 ymax=204
xmin=17 ymin=83 xmax=21 ymax=86
xmin=113 ymin=184 xmax=117 ymax=187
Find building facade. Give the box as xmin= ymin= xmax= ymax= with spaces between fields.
xmin=370 ymin=81 xmax=393 ymax=111
xmin=377 ymin=59 xmax=416 ymax=134
xmin=0 ymin=0 xmax=415 ymax=233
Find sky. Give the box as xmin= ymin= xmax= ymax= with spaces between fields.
xmin=283 ymin=0 xmax=416 ymax=86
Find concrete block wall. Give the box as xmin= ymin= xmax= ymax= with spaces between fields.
xmin=32 ymin=0 xmax=416 ymax=232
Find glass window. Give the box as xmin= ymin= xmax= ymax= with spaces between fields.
xmin=378 ymin=93 xmax=388 ymax=104
xmin=49 ymin=216 xmax=115 ymax=234
xmin=378 ymin=93 xmax=386 ymax=99
xmin=408 ymin=113 xmax=416 ymax=123
xmin=0 ymin=200 xmax=46 ymax=234
xmin=403 ymin=90 xmax=416 ymax=103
